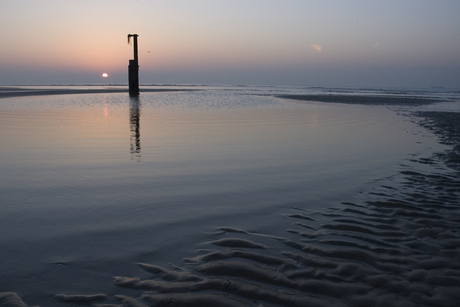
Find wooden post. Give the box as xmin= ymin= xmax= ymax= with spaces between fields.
xmin=128 ymin=34 xmax=139 ymax=96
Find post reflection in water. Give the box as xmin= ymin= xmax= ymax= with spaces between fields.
xmin=129 ymin=97 xmax=141 ymax=161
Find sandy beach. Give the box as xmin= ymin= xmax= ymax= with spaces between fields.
xmin=0 ymin=86 xmax=459 ymax=307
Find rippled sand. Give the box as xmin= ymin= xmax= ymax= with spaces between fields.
xmin=100 ymin=155 xmax=460 ymax=307
xmin=1 ymin=94 xmax=459 ymax=307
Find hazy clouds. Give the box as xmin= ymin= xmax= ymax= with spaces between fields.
xmin=1 ymin=0 xmax=459 ymax=88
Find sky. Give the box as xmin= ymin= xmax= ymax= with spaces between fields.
xmin=1 ymin=0 xmax=459 ymax=88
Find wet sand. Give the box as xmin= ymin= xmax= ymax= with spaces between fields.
xmin=277 ymin=94 xmax=442 ymax=106
xmin=1 ymin=92 xmax=459 ymax=307
xmin=0 ymin=87 xmax=198 ymax=98
xmin=416 ymin=111 xmax=460 ymax=171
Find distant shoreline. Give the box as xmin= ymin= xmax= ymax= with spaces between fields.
xmin=0 ymin=87 xmax=200 ymax=99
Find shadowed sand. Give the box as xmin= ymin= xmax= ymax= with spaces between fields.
xmin=0 ymin=87 xmax=199 ymax=98
xmin=0 ymin=293 xmax=28 ymax=307
xmin=1 ymin=98 xmax=459 ymax=307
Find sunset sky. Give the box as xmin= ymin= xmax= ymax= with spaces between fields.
xmin=1 ymin=0 xmax=459 ymax=88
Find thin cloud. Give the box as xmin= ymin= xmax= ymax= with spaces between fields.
xmin=371 ymin=43 xmax=380 ymax=50
xmin=311 ymin=44 xmax=322 ymax=52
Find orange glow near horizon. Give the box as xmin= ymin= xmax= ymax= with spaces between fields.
xmin=1 ymin=1 xmax=458 ymax=86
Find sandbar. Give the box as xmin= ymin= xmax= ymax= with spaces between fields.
xmin=0 ymin=87 xmax=199 ymax=98
xmin=277 ymin=94 xmax=442 ymax=105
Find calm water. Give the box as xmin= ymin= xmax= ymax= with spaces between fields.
xmin=0 ymin=86 xmax=458 ymax=306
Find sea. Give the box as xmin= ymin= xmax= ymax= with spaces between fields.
xmin=0 ymin=85 xmax=459 ymax=307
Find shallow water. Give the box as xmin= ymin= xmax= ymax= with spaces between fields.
xmin=0 ymin=86 xmax=459 ymax=306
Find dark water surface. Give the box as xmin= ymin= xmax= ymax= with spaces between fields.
xmin=0 ymin=86 xmax=459 ymax=306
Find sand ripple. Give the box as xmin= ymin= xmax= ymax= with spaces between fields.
xmin=103 ymin=161 xmax=460 ymax=306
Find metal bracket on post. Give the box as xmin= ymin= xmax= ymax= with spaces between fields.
xmin=128 ymin=34 xmax=139 ymax=96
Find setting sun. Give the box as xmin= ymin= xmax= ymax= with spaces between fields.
xmin=102 ymin=73 xmax=108 ymax=78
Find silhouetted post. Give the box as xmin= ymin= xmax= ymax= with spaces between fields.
xmin=128 ymin=34 xmax=139 ymax=96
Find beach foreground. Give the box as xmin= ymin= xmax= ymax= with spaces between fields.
xmin=0 ymin=86 xmax=459 ymax=307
